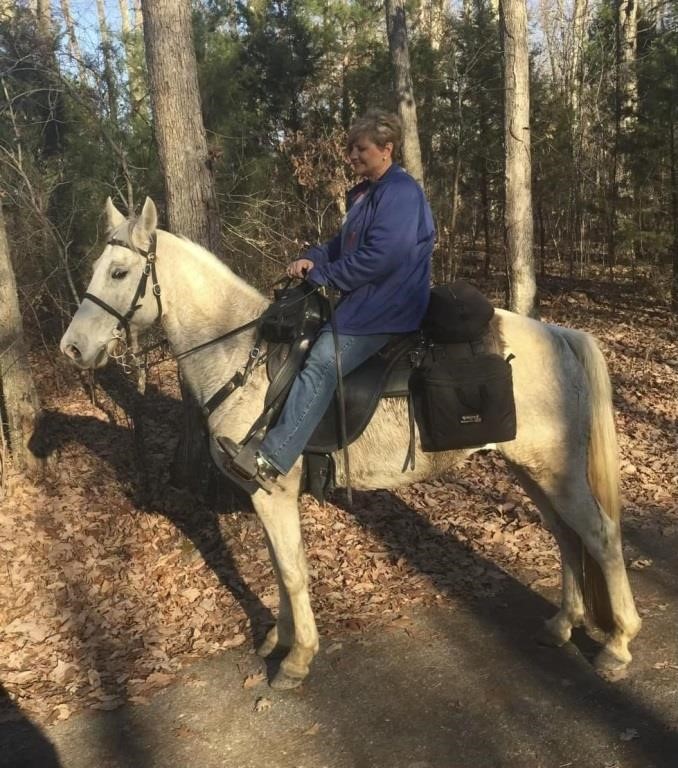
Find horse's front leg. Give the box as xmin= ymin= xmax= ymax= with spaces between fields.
xmin=253 ymin=471 xmax=319 ymax=690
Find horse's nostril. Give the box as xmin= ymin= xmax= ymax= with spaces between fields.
xmin=65 ymin=343 xmax=81 ymax=361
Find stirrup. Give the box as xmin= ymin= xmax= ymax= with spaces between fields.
xmin=216 ymin=435 xmax=278 ymax=495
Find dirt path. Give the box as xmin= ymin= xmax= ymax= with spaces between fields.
xmin=3 ymin=540 xmax=678 ymax=768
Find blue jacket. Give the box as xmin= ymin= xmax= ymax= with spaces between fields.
xmin=306 ymin=164 xmax=435 ymax=335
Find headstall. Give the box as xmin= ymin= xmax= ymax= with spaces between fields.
xmin=82 ymin=233 xmax=162 ymax=352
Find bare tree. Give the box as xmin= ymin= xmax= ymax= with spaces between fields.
xmin=59 ymin=0 xmax=85 ymax=78
xmin=36 ymin=0 xmax=51 ymax=38
xmin=141 ymin=0 xmax=224 ymax=498
xmin=0 ymin=200 xmax=42 ymax=476
xmin=385 ymin=0 xmax=425 ymax=187
xmin=501 ymin=0 xmax=537 ymax=316
xmin=609 ymin=0 xmax=638 ymax=265
xmin=118 ymin=0 xmax=146 ymax=115
xmin=96 ymin=0 xmax=119 ymax=125
xmin=141 ymin=0 xmax=221 ymax=251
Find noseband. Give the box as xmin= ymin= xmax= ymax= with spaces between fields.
xmin=82 ymin=233 xmax=162 ymax=347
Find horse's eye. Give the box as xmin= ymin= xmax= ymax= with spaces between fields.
xmin=112 ymin=269 xmax=128 ymax=280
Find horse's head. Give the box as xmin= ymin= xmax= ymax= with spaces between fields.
xmin=60 ymin=197 xmax=162 ymax=369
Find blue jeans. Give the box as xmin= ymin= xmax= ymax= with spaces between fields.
xmin=260 ymin=331 xmax=392 ymax=474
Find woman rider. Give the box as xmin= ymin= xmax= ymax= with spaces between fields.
xmin=224 ymin=109 xmax=435 ymax=491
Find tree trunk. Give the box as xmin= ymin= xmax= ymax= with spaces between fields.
xmin=96 ymin=0 xmax=119 ymax=125
xmin=119 ymin=0 xmax=147 ymax=116
xmin=0 ymin=201 xmax=43 ymax=475
xmin=617 ymin=0 xmax=638 ymax=137
xmin=36 ymin=0 xmax=51 ymax=38
xmin=59 ymin=0 xmax=86 ymax=79
xmin=141 ymin=0 xmax=225 ymax=500
xmin=670 ymin=112 xmax=678 ymax=313
xmin=141 ymin=0 xmax=222 ymax=252
xmin=134 ymin=0 xmax=144 ymax=31
xmin=610 ymin=0 xmax=638 ymax=265
xmin=501 ymin=0 xmax=537 ymax=316
xmin=385 ymin=0 xmax=425 ymax=188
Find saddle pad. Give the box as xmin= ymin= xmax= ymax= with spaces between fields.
xmin=304 ymin=333 xmax=418 ymax=454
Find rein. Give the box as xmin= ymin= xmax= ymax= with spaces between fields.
xmin=85 ymin=236 xmax=318 ymax=417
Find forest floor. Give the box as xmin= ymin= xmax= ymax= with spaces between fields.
xmin=0 ymin=271 xmax=677 ymax=767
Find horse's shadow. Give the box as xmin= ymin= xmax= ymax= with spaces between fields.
xmin=328 ymin=487 xmax=678 ymax=766
xmin=334 ymin=486 xmax=602 ymax=661
xmin=29 ymin=378 xmax=273 ymax=647
xmin=0 ymin=685 xmax=62 ymax=768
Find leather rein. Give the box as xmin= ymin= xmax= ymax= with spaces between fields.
xmin=83 ymin=236 xmax=308 ymax=419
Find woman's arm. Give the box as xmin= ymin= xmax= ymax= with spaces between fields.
xmin=304 ymin=232 xmax=342 ymax=268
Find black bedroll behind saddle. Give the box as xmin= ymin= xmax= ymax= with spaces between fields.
xmin=258 ymin=280 xmax=329 ymax=344
xmin=422 ymin=280 xmax=494 ymax=343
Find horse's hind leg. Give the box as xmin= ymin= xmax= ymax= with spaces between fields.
xmin=512 ymin=468 xmax=586 ymax=646
xmin=513 ymin=464 xmax=641 ymax=673
xmin=253 ymin=476 xmax=319 ymax=690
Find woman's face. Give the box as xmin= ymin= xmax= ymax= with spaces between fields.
xmin=348 ymin=135 xmax=393 ymax=181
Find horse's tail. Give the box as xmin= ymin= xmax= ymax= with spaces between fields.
xmin=561 ymin=327 xmax=619 ymax=632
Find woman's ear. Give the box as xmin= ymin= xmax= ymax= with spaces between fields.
xmin=384 ymin=141 xmax=394 ymax=159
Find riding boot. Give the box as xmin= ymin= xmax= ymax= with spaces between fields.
xmin=216 ymin=435 xmax=279 ymax=494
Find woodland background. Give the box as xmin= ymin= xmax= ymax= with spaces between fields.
xmin=0 ymin=0 xmax=676 ymax=730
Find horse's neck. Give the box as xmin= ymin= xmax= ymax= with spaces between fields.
xmin=156 ymin=231 xmax=268 ymax=406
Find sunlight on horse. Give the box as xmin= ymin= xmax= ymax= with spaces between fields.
xmin=60 ymin=197 xmax=641 ymax=689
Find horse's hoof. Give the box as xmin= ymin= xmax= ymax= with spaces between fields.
xmin=594 ymin=649 xmax=630 ymax=682
xmin=270 ymin=669 xmax=305 ymax=690
xmin=535 ymin=624 xmax=569 ymax=648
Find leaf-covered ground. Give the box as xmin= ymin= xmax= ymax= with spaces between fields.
xmin=1 ymin=275 xmax=676 ymax=726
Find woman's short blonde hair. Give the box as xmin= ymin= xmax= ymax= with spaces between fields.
xmin=347 ymin=109 xmax=402 ymax=156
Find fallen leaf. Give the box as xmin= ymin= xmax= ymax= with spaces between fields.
xmin=254 ymin=696 xmax=272 ymax=713
xmin=51 ymin=660 xmax=78 ymax=686
xmin=145 ymin=672 xmax=174 ymax=688
xmin=242 ymin=671 xmax=265 ymax=689
xmin=52 ymin=704 xmax=71 ymax=721
xmin=629 ymin=558 xmax=652 ymax=570
xmin=653 ymin=661 xmax=678 ymax=670
xmin=303 ymin=722 xmax=321 ymax=735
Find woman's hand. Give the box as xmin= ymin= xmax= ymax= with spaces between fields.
xmin=287 ymin=258 xmax=315 ymax=279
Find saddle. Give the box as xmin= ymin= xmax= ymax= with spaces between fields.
xmin=260 ymin=280 xmax=517 ymax=501
xmin=266 ymin=332 xmax=417 ymax=454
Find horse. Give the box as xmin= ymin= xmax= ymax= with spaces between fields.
xmin=60 ymin=197 xmax=641 ymax=689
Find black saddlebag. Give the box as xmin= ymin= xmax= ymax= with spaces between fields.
xmin=410 ymin=347 xmax=516 ymax=451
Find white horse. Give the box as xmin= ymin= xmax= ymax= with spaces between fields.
xmin=61 ymin=198 xmax=641 ymax=689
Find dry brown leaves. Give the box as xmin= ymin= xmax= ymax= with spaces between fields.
xmin=0 ymin=278 xmax=675 ymax=727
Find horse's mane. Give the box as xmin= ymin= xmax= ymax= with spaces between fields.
xmin=111 ymin=218 xmax=265 ymax=305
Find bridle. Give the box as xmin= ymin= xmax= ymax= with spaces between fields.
xmin=82 ymin=233 xmax=163 ymax=351
xmin=80 ymin=232 xmax=325 ymax=421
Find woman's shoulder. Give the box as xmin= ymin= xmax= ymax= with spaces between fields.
xmin=378 ymin=165 xmax=423 ymax=200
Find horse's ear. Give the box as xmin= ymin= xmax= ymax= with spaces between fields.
xmin=105 ymin=197 xmax=126 ymax=233
xmin=139 ymin=197 xmax=158 ymax=235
